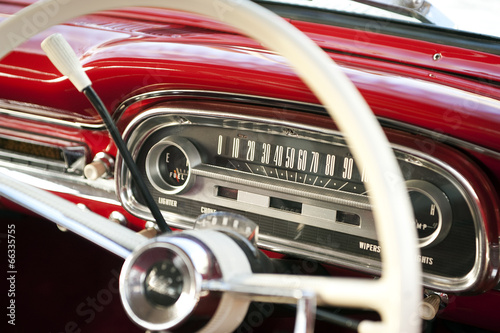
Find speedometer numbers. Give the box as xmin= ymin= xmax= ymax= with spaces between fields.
xmin=216 ymin=134 xmax=367 ymax=194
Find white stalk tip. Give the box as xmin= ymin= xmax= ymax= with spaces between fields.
xmin=41 ymin=33 xmax=91 ymax=92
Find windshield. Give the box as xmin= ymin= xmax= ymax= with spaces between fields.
xmin=263 ymin=0 xmax=500 ymax=38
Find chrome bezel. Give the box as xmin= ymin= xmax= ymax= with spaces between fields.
xmin=145 ymin=136 xmax=200 ymax=195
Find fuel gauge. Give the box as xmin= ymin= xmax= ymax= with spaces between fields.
xmin=146 ymin=137 xmax=201 ymax=194
xmin=159 ymin=145 xmax=189 ymax=187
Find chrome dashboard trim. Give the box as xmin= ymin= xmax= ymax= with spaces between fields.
xmin=0 ymin=106 xmax=106 ymax=130
xmin=114 ymin=90 xmax=324 ymax=124
xmin=3 ymin=88 xmax=499 ymax=159
xmin=379 ymin=117 xmax=500 ymax=160
xmin=115 ymin=89 xmax=500 ymax=161
xmin=0 ymin=162 xmax=119 ymax=205
xmin=192 ymin=164 xmax=371 ymax=210
xmin=0 ymin=135 xmax=88 ymax=175
xmin=117 ymin=104 xmax=497 ymax=293
xmin=391 ymin=144 xmax=496 ymax=293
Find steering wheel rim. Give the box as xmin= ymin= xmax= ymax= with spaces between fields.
xmin=0 ymin=0 xmax=421 ymax=331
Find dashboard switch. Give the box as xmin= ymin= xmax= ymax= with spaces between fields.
xmin=109 ymin=211 xmax=128 ymax=226
xmin=419 ymin=295 xmax=441 ymax=320
xmin=84 ymin=152 xmax=114 ymax=180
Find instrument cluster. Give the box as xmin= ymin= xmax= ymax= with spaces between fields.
xmin=117 ymin=96 xmax=496 ymax=293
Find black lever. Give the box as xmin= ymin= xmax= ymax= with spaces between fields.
xmin=41 ymin=33 xmax=171 ymax=233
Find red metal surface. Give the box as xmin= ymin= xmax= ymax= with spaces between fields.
xmin=439 ymin=290 xmax=500 ymax=332
xmin=292 ymin=20 xmax=500 ymax=82
xmin=2 ymin=6 xmax=500 ymax=151
xmin=1 ymin=1 xmax=500 ymax=331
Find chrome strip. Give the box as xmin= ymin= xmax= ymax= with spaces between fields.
xmin=0 ymin=159 xmax=119 ymax=204
xmin=192 ymin=164 xmax=371 ymax=210
xmin=117 ymin=105 xmax=497 ymax=293
xmin=3 ymin=89 xmax=499 ymax=158
xmin=0 ymin=134 xmax=88 ymax=174
xmin=0 ymin=106 xmax=106 ymax=129
xmin=0 ymin=168 xmax=146 ymax=259
xmin=115 ymin=90 xmax=500 ymax=160
xmin=380 ymin=118 xmax=500 ymax=160
xmin=113 ymin=90 xmax=325 ymax=123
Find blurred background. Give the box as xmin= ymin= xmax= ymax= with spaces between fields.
xmin=432 ymin=0 xmax=500 ymax=37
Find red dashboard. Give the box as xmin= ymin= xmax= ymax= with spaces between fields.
xmin=0 ymin=0 xmax=499 ymax=332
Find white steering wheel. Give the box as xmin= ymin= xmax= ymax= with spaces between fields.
xmin=0 ymin=0 xmax=421 ymax=332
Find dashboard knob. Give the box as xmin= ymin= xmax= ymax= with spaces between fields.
xmin=84 ymin=160 xmax=107 ymax=180
xmin=84 ymin=152 xmax=114 ymax=180
xmin=419 ymin=294 xmax=441 ymax=320
xmin=194 ymin=211 xmax=259 ymax=246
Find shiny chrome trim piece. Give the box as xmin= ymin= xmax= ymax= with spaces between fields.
xmin=0 ymin=168 xmax=146 ymax=259
xmin=0 ymin=133 xmax=88 ymax=175
xmin=115 ymin=93 xmax=497 ymax=293
xmin=114 ymin=90 xmax=324 ymax=124
xmin=0 ymin=106 xmax=106 ymax=129
xmin=0 ymin=160 xmax=119 ymax=205
xmin=121 ymin=230 xmax=255 ymax=332
xmin=193 ymin=176 xmax=373 ymax=237
xmin=0 ymin=127 xmax=117 ymax=204
xmin=115 ymin=89 xmax=500 ymax=161
xmin=192 ymin=164 xmax=371 ymax=210
xmin=145 ymin=137 xmax=201 ymax=195
xmin=202 ymin=279 xmax=317 ymax=333
xmin=120 ymin=237 xmax=205 ymax=331
xmin=392 ymin=144 xmax=497 ymax=293
xmin=380 ymin=117 xmax=500 ymax=161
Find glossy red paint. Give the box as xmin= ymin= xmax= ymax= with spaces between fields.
xmin=1 ymin=1 xmax=500 ymax=331
xmin=292 ymin=20 xmax=500 ymax=82
xmin=2 ymin=5 xmax=500 ymax=152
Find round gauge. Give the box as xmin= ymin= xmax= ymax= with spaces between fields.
xmin=146 ymin=137 xmax=201 ymax=194
xmin=410 ymin=191 xmax=440 ymax=239
xmin=144 ymin=259 xmax=184 ymax=307
xmin=406 ymin=180 xmax=452 ymax=248
xmin=158 ymin=145 xmax=189 ymax=187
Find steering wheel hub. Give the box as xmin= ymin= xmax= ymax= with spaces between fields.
xmin=120 ymin=230 xmax=252 ymax=332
